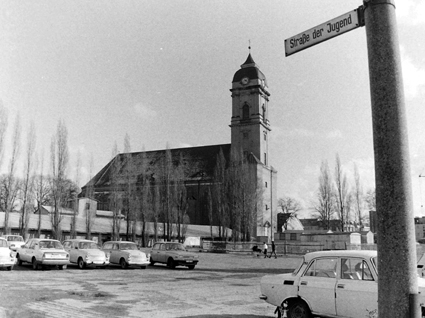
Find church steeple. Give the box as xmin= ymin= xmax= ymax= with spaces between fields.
xmin=230 ymin=54 xmax=271 ymax=165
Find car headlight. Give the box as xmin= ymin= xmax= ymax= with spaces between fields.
xmin=146 ymin=253 xmax=150 ymax=259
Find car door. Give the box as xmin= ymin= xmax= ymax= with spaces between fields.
xmin=63 ymin=241 xmax=75 ymax=263
xmin=336 ymin=258 xmax=378 ymax=317
xmin=298 ymin=257 xmax=337 ymax=316
xmin=151 ymin=243 xmax=161 ymax=262
xmin=159 ymin=244 xmax=168 ymax=263
xmin=103 ymin=243 xmax=113 ymax=263
xmin=20 ymin=240 xmax=32 ymax=262
xmin=110 ymin=243 xmax=120 ymax=264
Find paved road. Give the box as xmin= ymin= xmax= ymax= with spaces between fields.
xmin=0 ymin=251 xmax=302 ymax=318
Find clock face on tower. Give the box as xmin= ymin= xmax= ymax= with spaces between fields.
xmin=241 ymin=77 xmax=249 ymax=85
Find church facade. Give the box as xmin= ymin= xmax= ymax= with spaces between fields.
xmin=81 ymin=53 xmax=277 ymax=242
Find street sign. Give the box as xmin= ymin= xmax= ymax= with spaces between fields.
xmin=285 ymin=7 xmax=363 ymax=56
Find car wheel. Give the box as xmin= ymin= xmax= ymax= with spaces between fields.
xmin=16 ymin=254 xmax=23 ymax=266
xmin=167 ymin=258 xmax=175 ymax=269
xmin=32 ymin=258 xmax=39 ymax=270
xmin=6 ymin=266 xmax=12 ymax=271
xmin=58 ymin=265 xmax=67 ymax=270
xmin=287 ymin=300 xmax=312 ymax=318
xmin=150 ymin=257 xmax=155 ymax=266
xmin=140 ymin=266 xmax=146 ymax=269
xmin=78 ymin=258 xmax=86 ymax=269
xmin=120 ymin=258 xmax=128 ymax=269
xmin=187 ymin=265 xmax=195 ymax=270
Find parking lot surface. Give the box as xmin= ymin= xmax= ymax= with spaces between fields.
xmin=0 ymin=251 xmax=301 ymax=318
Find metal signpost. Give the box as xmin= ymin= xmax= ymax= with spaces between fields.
xmin=285 ymin=1 xmax=420 ymax=317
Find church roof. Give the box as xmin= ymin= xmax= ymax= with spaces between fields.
xmin=232 ymin=54 xmax=266 ymax=83
xmin=82 ymin=143 xmax=231 ymax=192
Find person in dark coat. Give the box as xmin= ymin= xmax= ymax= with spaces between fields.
xmin=268 ymin=241 xmax=277 ymax=259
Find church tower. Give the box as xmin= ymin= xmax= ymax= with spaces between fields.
xmin=230 ymin=54 xmax=271 ymax=164
xmin=230 ymin=53 xmax=277 ymax=242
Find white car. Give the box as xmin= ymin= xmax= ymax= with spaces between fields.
xmin=0 ymin=238 xmax=15 ymax=271
xmin=102 ymin=241 xmax=150 ymax=269
xmin=260 ymin=250 xmax=425 ymax=318
xmin=63 ymin=239 xmax=109 ymax=269
xmin=16 ymin=238 xmax=69 ymax=270
xmin=2 ymin=235 xmax=25 ymax=251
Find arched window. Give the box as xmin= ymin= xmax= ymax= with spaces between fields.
xmin=242 ymin=103 xmax=249 ymax=120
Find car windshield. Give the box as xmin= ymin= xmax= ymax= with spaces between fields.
xmin=120 ymin=243 xmax=138 ymax=250
xmin=39 ymin=240 xmax=62 ymax=249
xmin=0 ymin=240 xmax=7 ymax=247
xmin=7 ymin=236 xmax=23 ymax=241
xmin=78 ymin=242 xmax=99 ymax=249
xmin=165 ymin=243 xmax=185 ymax=251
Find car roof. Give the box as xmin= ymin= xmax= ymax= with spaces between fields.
xmin=104 ymin=241 xmax=135 ymax=244
xmin=64 ymin=239 xmax=95 ymax=242
xmin=30 ymin=238 xmax=60 ymax=242
xmin=304 ymin=250 xmax=377 ymax=262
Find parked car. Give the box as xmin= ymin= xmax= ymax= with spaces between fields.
xmin=102 ymin=241 xmax=150 ymax=269
xmin=63 ymin=239 xmax=109 ymax=269
xmin=2 ymin=235 xmax=25 ymax=251
xmin=16 ymin=238 xmax=69 ymax=270
xmin=150 ymin=242 xmax=199 ymax=269
xmin=0 ymin=238 xmax=15 ymax=271
xmin=260 ymin=250 xmax=425 ymax=318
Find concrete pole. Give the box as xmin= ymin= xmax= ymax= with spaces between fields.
xmin=363 ymin=1 xmax=419 ymax=317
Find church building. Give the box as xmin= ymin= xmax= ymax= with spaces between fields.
xmin=81 ymin=53 xmax=277 ymax=242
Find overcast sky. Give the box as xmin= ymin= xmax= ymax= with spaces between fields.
xmin=1 ymin=0 xmax=425 ymax=218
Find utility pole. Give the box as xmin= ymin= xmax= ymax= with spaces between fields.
xmin=364 ymin=1 xmax=420 ymax=317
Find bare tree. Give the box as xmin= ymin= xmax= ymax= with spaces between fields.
xmin=159 ymin=145 xmax=174 ymax=241
xmin=3 ymin=114 xmax=21 ymax=234
xmin=20 ymin=121 xmax=36 ymax=237
xmin=173 ymin=153 xmax=187 ymax=242
xmin=151 ymin=183 xmax=161 ymax=242
xmin=50 ymin=120 xmax=69 ymax=240
xmin=365 ymin=188 xmax=376 ymax=211
xmin=0 ymin=101 xmax=8 ymax=171
xmin=278 ymin=196 xmax=302 ymax=231
xmin=109 ymin=142 xmax=122 ymax=241
xmin=314 ymin=160 xmax=334 ymax=230
xmin=71 ymin=151 xmax=82 ymax=239
xmin=136 ymin=149 xmax=151 ymax=247
xmin=211 ymin=148 xmax=227 ymax=239
xmin=334 ymin=154 xmax=349 ymax=232
xmin=353 ymin=163 xmax=365 ymax=230
xmin=122 ymin=133 xmax=138 ymax=241
xmin=224 ymin=147 xmax=258 ymax=242
xmin=85 ymin=154 xmax=96 ymax=240
xmin=34 ymin=151 xmax=50 ymax=238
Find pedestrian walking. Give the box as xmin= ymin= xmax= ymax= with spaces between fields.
xmin=263 ymin=242 xmax=268 ymax=258
xmin=269 ymin=241 xmax=277 ymax=259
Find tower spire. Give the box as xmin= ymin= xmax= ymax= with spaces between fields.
xmin=248 ymin=40 xmax=251 ymax=53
